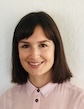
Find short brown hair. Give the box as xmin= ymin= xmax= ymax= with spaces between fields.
xmin=11 ymin=11 xmax=72 ymax=84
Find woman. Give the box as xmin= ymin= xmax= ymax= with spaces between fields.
xmin=0 ymin=11 xmax=84 ymax=109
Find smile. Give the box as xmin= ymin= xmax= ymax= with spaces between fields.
xmin=28 ymin=62 xmax=44 ymax=67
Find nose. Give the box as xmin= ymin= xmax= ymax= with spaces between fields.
xmin=29 ymin=47 xmax=40 ymax=59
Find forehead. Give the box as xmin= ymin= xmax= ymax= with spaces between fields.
xmin=21 ymin=25 xmax=50 ymax=42
xmin=30 ymin=25 xmax=48 ymax=38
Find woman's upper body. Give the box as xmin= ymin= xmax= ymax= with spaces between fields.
xmin=0 ymin=11 xmax=84 ymax=109
xmin=0 ymin=80 xmax=84 ymax=109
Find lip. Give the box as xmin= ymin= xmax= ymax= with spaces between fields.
xmin=28 ymin=61 xmax=44 ymax=69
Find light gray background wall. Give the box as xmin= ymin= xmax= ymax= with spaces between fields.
xmin=0 ymin=0 xmax=84 ymax=95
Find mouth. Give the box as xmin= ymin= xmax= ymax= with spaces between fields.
xmin=28 ymin=61 xmax=44 ymax=68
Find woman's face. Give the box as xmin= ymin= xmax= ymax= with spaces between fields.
xmin=18 ymin=25 xmax=55 ymax=81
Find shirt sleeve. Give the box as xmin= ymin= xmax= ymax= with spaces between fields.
xmin=0 ymin=94 xmax=6 ymax=109
xmin=0 ymin=91 xmax=12 ymax=109
xmin=74 ymin=91 xmax=84 ymax=109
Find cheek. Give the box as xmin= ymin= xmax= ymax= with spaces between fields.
xmin=42 ymin=50 xmax=54 ymax=61
xmin=19 ymin=51 xmax=28 ymax=61
xmin=48 ymin=49 xmax=55 ymax=63
xmin=47 ymin=47 xmax=55 ymax=57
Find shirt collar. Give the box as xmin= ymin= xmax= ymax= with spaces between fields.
xmin=26 ymin=80 xmax=57 ymax=97
xmin=26 ymin=80 xmax=36 ymax=96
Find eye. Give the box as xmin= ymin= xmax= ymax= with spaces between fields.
xmin=21 ymin=44 xmax=30 ymax=48
xmin=39 ymin=44 xmax=48 ymax=48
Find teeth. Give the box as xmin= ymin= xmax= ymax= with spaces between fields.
xmin=29 ymin=62 xmax=42 ymax=66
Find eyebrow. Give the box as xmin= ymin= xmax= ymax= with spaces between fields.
xmin=19 ymin=40 xmax=51 ymax=44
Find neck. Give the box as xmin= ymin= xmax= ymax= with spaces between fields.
xmin=29 ymin=75 xmax=51 ymax=88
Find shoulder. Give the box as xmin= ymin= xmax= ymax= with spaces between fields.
xmin=55 ymin=81 xmax=84 ymax=99
xmin=0 ymin=83 xmax=26 ymax=100
xmin=0 ymin=84 xmax=26 ymax=109
xmin=61 ymin=81 xmax=84 ymax=107
xmin=55 ymin=81 xmax=83 ymax=92
xmin=63 ymin=81 xmax=83 ymax=92
xmin=59 ymin=81 xmax=84 ymax=95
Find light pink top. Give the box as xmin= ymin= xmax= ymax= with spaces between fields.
xmin=0 ymin=81 xmax=84 ymax=109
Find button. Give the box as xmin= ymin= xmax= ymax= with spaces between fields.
xmin=37 ymin=89 xmax=40 ymax=92
xmin=35 ymin=99 xmax=39 ymax=102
